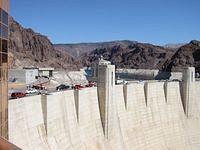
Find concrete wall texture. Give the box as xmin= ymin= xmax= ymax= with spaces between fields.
xmin=8 ymin=80 xmax=200 ymax=150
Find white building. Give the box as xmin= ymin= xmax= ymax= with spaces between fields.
xmin=9 ymin=68 xmax=38 ymax=85
xmin=9 ymin=67 xmax=54 ymax=85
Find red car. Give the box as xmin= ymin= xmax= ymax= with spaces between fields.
xmin=11 ymin=92 xmax=26 ymax=99
xmin=74 ymin=84 xmax=84 ymax=90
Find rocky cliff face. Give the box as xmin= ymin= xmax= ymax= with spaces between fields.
xmin=81 ymin=43 xmax=176 ymax=70
xmin=9 ymin=17 xmax=79 ymax=70
xmin=163 ymin=40 xmax=200 ymax=72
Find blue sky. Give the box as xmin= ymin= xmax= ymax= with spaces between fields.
xmin=11 ymin=0 xmax=200 ymax=45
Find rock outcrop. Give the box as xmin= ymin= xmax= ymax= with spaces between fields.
xmin=163 ymin=40 xmax=200 ymax=72
xmin=9 ymin=17 xmax=79 ymax=70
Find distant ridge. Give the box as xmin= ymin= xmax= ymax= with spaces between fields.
xmin=80 ymin=42 xmax=176 ymax=70
xmin=163 ymin=43 xmax=186 ymax=49
xmin=54 ymin=40 xmax=137 ymax=58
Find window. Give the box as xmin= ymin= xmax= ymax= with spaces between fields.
xmin=2 ymin=10 xmax=8 ymax=25
xmin=1 ymin=24 xmax=8 ymax=39
xmin=49 ymin=71 xmax=53 ymax=77
xmin=2 ymin=53 xmax=7 ymax=63
xmin=0 ymin=23 xmax=2 ymax=37
xmin=0 ymin=38 xmax=2 ymax=77
xmin=0 ymin=38 xmax=1 ymax=66
xmin=0 ymin=9 xmax=2 ymax=22
xmin=2 ymin=39 xmax=7 ymax=63
xmin=2 ymin=39 xmax=7 ymax=53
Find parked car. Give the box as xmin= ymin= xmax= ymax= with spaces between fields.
xmin=25 ymin=88 xmax=39 ymax=94
xmin=74 ymin=84 xmax=84 ymax=90
xmin=56 ymin=84 xmax=70 ymax=91
xmin=32 ymin=85 xmax=46 ymax=90
xmin=85 ymin=82 xmax=97 ymax=87
xmin=11 ymin=92 xmax=26 ymax=99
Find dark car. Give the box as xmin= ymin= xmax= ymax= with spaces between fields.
xmin=32 ymin=85 xmax=46 ymax=90
xmin=11 ymin=92 xmax=26 ymax=99
xmin=85 ymin=82 xmax=97 ymax=87
xmin=56 ymin=84 xmax=70 ymax=91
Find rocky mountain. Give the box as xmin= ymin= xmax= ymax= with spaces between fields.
xmin=163 ymin=40 xmax=200 ymax=72
xmin=54 ymin=40 xmax=137 ymax=58
xmin=9 ymin=17 xmax=200 ymax=72
xmin=81 ymin=43 xmax=176 ymax=70
xmin=9 ymin=17 xmax=79 ymax=70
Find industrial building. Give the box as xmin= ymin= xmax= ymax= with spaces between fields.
xmin=9 ymin=67 xmax=54 ymax=85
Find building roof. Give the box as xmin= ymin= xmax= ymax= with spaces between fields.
xmin=38 ymin=68 xmax=54 ymax=71
xmin=23 ymin=67 xmax=54 ymax=71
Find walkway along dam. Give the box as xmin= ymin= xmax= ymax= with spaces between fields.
xmin=8 ymin=60 xmax=200 ymax=149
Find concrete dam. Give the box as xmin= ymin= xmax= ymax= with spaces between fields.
xmin=8 ymin=60 xmax=200 ymax=150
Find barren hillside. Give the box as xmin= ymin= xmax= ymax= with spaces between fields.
xmin=9 ymin=17 xmax=80 ymax=70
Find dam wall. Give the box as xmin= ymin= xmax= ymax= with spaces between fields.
xmin=8 ymin=95 xmax=48 ymax=150
xmin=8 ymin=81 xmax=200 ymax=150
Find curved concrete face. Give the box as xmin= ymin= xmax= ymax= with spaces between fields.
xmin=8 ymin=81 xmax=200 ymax=150
xmin=9 ymin=95 xmax=49 ymax=150
xmin=44 ymin=91 xmax=81 ymax=149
